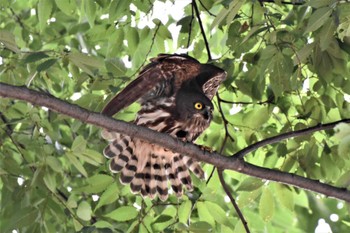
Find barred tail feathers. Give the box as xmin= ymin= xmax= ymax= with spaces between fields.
xmin=102 ymin=132 xmax=205 ymax=200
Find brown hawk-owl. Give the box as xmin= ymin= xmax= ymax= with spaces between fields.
xmin=101 ymin=54 xmax=226 ymax=200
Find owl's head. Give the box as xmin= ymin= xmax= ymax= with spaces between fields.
xmin=175 ymin=84 xmax=213 ymax=122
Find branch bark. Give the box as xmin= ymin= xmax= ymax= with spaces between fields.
xmin=1 ymin=82 xmax=350 ymax=202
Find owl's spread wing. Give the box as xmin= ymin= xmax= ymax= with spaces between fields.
xmin=101 ymin=54 xmax=226 ymax=116
xmin=102 ymin=54 xmax=201 ymax=116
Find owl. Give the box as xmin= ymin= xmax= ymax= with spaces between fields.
xmin=102 ymin=54 xmax=226 ymax=200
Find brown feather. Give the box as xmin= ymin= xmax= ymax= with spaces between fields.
xmin=101 ymin=54 xmax=226 ymax=200
xmin=101 ymin=54 xmax=226 ymax=116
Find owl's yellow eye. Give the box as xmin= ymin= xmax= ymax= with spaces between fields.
xmin=194 ymin=102 xmax=203 ymax=110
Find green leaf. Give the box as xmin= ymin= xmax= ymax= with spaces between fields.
xmin=23 ymin=52 xmax=49 ymax=63
xmin=178 ymin=200 xmax=192 ymax=224
xmin=81 ymin=149 xmax=104 ymax=166
xmin=197 ymin=202 xmax=215 ymax=227
xmin=204 ymin=201 xmax=231 ymax=226
xmin=68 ymin=52 xmax=103 ymax=76
xmin=188 ymin=221 xmax=212 ymax=233
xmin=85 ymin=0 xmax=96 ymax=27
xmin=293 ymin=43 xmax=315 ymax=65
xmin=71 ymin=135 xmax=87 ymax=153
xmin=259 ymin=187 xmax=275 ymax=222
xmin=127 ymin=27 xmax=139 ymax=52
xmin=153 ymin=215 xmax=174 ymax=232
xmin=226 ymin=1 xmax=244 ymax=25
xmin=36 ymin=59 xmax=57 ymax=72
xmin=38 ymin=0 xmax=53 ymax=31
xmin=66 ymin=152 xmax=88 ymax=177
xmin=43 ymin=173 xmax=56 ymax=192
xmin=320 ymin=18 xmax=336 ymax=51
xmin=46 ymin=156 xmax=62 ymax=172
xmin=305 ymin=7 xmax=332 ymax=34
xmin=77 ymin=201 xmax=92 ymax=221
xmin=274 ymin=184 xmax=294 ymax=211
xmin=211 ymin=0 xmax=243 ymax=30
xmin=55 ymin=0 xmax=77 ymax=16
xmin=105 ymin=58 xmax=127 ymax=77
xmin=236 ymin=177 xmax=264 ymax=192
xmin=105 ymin=206 xmax=138 ymax=222
xmin=243 ymin=107 xmax=271 ymax=129
xmin=109 ymin=0 xmax=131 ymax=22
xmin=95 ymin=183 xmax=119 ymax=210
xmin=74 ymin=174 xmax=114 ymax=194
xmin=5 ymin=208 xmax=38 ymax=231
xmin=0 ymin=30 xmax=19 ymax=52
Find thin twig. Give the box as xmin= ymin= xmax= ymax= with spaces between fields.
xmin=234 ymin=121 xmax=345 ymax=159
xmin=197 ymin=0 xmax=216 ymax=17
xmin=218 ymin=169 xmax=250 ymax=233
xmin=129 ymin=23 xmax=161 ymax=78
xmin=192 ymin=0 xmax=212 ymax=61
xmin=187 ymin=3 xmax=195 ymax=49
xmin=259 ymin=0 xmax=305 ymax=5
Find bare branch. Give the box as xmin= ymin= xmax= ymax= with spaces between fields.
xmin=1 ymin=82 xmax=350 ymax=202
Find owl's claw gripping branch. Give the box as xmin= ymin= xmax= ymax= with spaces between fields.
xmin=102 ymin=54 xmax=226 ymax=200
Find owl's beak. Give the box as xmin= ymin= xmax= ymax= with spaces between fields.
xmin=203 ymin=106 xmax=213 ymax=120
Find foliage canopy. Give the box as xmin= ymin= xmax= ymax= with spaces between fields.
xmin=1 ymin=0 xmax=350 ymax=232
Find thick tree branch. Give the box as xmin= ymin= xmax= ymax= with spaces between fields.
xmin=1 ymin=82 xmax=350 ymax=202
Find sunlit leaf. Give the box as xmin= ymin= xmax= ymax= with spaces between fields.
xmin=105 ymin=206 xmax=138 ymax=221
xmin=259 ymin=187 xmax=275 ymax=222
xmin=74 ymin=174 xmax=114 ymax=193
xmin=305 ymin=7 xmax=332 ymax=34
xmin=178 ymin=200 xmax=192 ymax=224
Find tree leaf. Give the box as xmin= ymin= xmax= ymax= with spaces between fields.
xmin=188 ymin=221 xmax=213 ymax=233
xmin=109 ymin=0 xmax=131 ymax=22
xmin=55 ymin=0 xmax=77 ymax=16
xmin=259 ymin=187 xmax=275 ymax=222
xmin=38 ymin=0 xmax=53 ymax=31
xmin=204 ymin=201 xmax=231 ymax=226
xmin=274 ymin=184 xmax=294 ymax=211
xmin=94 ymin=183 xmax=119 ymax=210
xmin=74 ymin=174 xmax=114 ymax=194
xmin=43 ymin=172 xmax=56 ymax=192
xmin=0 ymin=30 xmax=19 ymax=53
xmin=178 ymin=200 xmax=192 ymax=224
xmin=242 ymin=107 xmax=271 ymax=129
xmin=320 ymin=18 xmax=336 ymax=51
xmin=305 ymin=7 xmax=332 ymax=34
xmin=197 ymin=202 xmax=215 ymax=227
xmin=105 ymin=58 xmax=127 ymax=77
xmin=71 ymin=135 xmax=87 ymax=153
xmin=83 ymin=0 xmax=96 ymax=27
xmin=105 ymin=206 xmax=138 ymax=221
xmin=77 ymin=201 xmax=92 ymax=221
xmin=237 ymin=177 xmax=264 ymax=192
xmin=23 ymin=52 xmax=49 ymax=63
xmin=36 ymin=59 xmax=57 ymax=72
xmin=66 ymin=152 xmax=88 ymax=177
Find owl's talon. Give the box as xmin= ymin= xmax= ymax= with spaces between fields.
xmin=198 ymin=145 xmax=213 ymax=153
